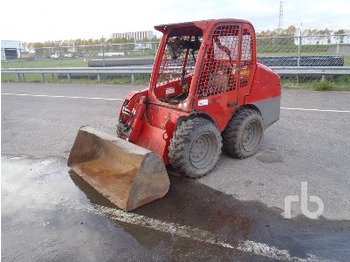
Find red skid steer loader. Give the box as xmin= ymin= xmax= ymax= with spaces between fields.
xmin=68 ymin=19 xmax=281 ymax=211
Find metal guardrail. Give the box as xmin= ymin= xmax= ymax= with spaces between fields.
xmin=2 ymin=66 xmax=350 ymax=83
xmin=272 ymin=66 xmax=350 ymax=75
xmin=1 ymin=66 xmax=153 ymax=83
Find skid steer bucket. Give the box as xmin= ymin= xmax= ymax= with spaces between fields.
xmin=67 ymin=126 xmax=170 ymax=211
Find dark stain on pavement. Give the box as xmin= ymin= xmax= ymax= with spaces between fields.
xmin=70 ymin=170 xmax=350 ymax=261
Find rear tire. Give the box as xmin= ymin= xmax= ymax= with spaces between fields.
xmin=168 ymin=118 xmax=222 ymax=179
xmin=222 ymin=108 xmax=264 ymax=158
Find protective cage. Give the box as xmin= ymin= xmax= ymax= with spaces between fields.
xmin=196 ymin=24 xmax=255 ymax=97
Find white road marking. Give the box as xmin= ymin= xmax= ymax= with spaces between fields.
xmin=3 ymin=92 xmax=349 ymax=114
xmin=281 ymin=107 xmax=350 ymax=113
xmin=95 ymin=205 xmax=317 ymax=261
xmin=1 ymin=92 xmax=123 ymax=101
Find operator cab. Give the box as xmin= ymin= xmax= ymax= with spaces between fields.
xmin=153 ymin=25 xmax=203 ymax=104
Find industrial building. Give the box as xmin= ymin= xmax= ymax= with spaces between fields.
xmin=1 ymin=40 xmax=23 ymax=61
xmin=112 ymin=30 xmax=156 ymax=41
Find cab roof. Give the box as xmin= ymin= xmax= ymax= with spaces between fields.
xmin=154 ymin=18 xmax=252 ymax=34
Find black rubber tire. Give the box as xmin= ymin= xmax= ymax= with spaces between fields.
xmin=168 ymin=118 xmax=222 ymax=179
xmin=222 ymin=108 xmax=264 ymax=158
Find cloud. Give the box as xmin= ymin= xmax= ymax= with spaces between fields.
xmin=0 ymin=0 xmax=349 ymax=42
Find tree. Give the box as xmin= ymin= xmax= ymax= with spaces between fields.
xmin=334 ymin=29 xmax=346 ymax=44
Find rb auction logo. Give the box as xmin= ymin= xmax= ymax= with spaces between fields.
xmin=284 ymin=181 xmax=324 ymax=219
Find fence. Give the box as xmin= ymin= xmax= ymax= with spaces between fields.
xmin=2 ymin=34 xmax=350 ymax=89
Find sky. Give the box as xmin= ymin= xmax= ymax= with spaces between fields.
xmin=1 ymin=0 xmax=350 ymax=43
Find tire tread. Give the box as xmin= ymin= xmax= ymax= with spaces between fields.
xmin=169 ymin=118 xmax=222 ymax=178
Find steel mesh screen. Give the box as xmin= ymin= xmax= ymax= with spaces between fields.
xmin=196 ymin=25 xmax=240 ymax=97
xmin=240 ymin=29 xmax=254 ymax=88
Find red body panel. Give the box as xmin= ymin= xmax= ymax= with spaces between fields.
xmin=245 ymin=63 xmax=281 ymax=104
xmin=135 ymin=104 xmax=189 ymax=164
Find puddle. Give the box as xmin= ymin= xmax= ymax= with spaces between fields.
xmin=2 ymin=156 xmax=350 ymax=261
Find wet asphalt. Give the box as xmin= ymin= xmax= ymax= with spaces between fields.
xmin=1 ymin=83 xmax=350 ymax=261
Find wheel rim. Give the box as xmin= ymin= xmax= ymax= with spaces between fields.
xmin=189 ymin=133 xmax=217 ymax=169
xmin=242 ymin=120 xmax=262 ymax=152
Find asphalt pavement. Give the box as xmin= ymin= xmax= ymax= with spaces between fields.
xmin=1 ymin=82 xmax=350 ymax=261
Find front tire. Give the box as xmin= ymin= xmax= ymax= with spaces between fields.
xmin=168 ymin=118 xmax=222 ymax=179
xmin=222 ymin=108 xmax=264 ymax=158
